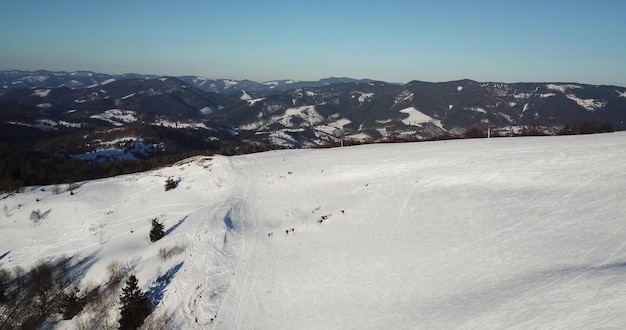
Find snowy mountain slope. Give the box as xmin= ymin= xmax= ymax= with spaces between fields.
xmin=3 ymin=72 xmax=625 ymax=152
xmin=209 ymin=80 xmax=626 ymax=146
xmin=2 ymin=132 xmax=626 ymax=328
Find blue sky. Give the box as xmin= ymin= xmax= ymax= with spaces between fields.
xmin=1 ymin=0 xmax=625 ymax=86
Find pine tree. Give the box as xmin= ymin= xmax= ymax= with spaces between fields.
xmin=118 ymin=275 xmax=151 ymax=330
xmin=164 ymin=177 xmax=177 ymax=191
xmin=149 ymin=218 xmax=164 ymax=242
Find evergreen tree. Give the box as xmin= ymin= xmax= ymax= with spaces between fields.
xmin=149 ymin=218 xmax=165 ymax=242
xmin=118 ymin=275 xmax=151 ymax=330
xmin=164 ymin=177 xmax=177 ymax=191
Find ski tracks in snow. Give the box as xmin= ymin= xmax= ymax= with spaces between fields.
xmin=212 ymin=170 xmax=251 ymax=329
xmin=394 ymin=178 xmax=420 ymax=230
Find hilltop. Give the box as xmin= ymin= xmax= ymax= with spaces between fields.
xmin=1 ymin=132 xmax=626 ymax=328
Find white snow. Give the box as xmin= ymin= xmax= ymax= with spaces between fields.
xmin=35 ymin=119 xmax=58 ymax=129
xmin=24 ymin=75 xmax=48 ymax=83
xmin=314 ymin=118 xmax=352 ymax=135
xmin=200 ymin=106 xmax=213 ymax=115
xmin=99 ymin=136 xmax=139 ymax=146
xmin=90 ymin=109 xmax=138 ymax=126
xmin=153 ymin=119 xmax=209 ymax=130
xmin=393 ymin=90 xmax=414 ymax=108
xmin=540 ymin=93 xmax=555 ymax=98
xmin=399 ymin=107 xmax=443 ymax=128
xmin=194 ymin=78 xmax=208 ymax=86
xmin=100 ymin=78 xmax=116 ymax=85
xmin=356 ymin=92 xmax=374 ymax=103
xmin=32 ymin=89 xmax=51 ymax=97
xmin=242 ymin=105 xmax=323 ymax=131
xmin=546 ymin=84 xmax=581 ymax=93
xmin=497 ymin=112 xmax=515 ymax=123
xmin=36 ymin=103 xmax=52 ymax=109
xmin=328 ymin=118 xmax=351 ymax=129
xmin=279 ymin=105 xmax=323 ymax=127
xmin=514 ymin=93 xmax=531 ymax=99
xmin=617 ymin=90 xmax=626 ymax=98
xmin=267 ymin=130 xmax=301 ymax=146
xmin=246 ymin=97 xmax=265 ymax=106
xmin=240 ymin=90 xmax=252 ymax=101
xmin=2 ymin=133 xmax=626 ymax=329
xmin=222 ymin=80 xmax=238 ymax=89
xmin=5 ymin=121 xmax=32 ymax=128
xmin=239 ymin=121 xmax=264 ymax=131
xmin=121 ymin=93 xmax=136 ymax=100
xmin=467 ymin=106 xmax=486 ymax=113
xmin=457 ymin=86 xmax=463 ymax=91
xmin=58 ymin=120 xmax=84 ymax=128
xmin=566 ymin=94 xmax=606 ymax=111
xmin=345 ymin=132 xmax=372 ymax=141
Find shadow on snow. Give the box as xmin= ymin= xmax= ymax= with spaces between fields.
xmin=164 ymin=215 xmax=188 ymax=236
xmin=0 ymin=250 xmax=9 ymax=261
xmin=147 ymin=261 xmax=184 ymax=306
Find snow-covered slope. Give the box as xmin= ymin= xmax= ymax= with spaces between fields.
xmin=2 ymin=132 xmax=626 ymax=329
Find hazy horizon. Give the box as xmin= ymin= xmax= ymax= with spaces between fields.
xmin=1 ymin=0 xmax=625 ymax=86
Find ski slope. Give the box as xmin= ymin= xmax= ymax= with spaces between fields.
xmin=1 ymin=132 xmax=626 ymax=329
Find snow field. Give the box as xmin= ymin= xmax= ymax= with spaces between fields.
xmin=1 ymin=133 xmax=626 ymax=329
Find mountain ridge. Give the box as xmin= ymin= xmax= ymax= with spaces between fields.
xmin=1 ymin=70 xmax=383 ymax=95
xmin=0 ymin=70 xmax=624 ymax=191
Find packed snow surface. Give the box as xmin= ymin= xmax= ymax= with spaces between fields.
xmin=2 ymin=133 xmax=626 ymax=329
